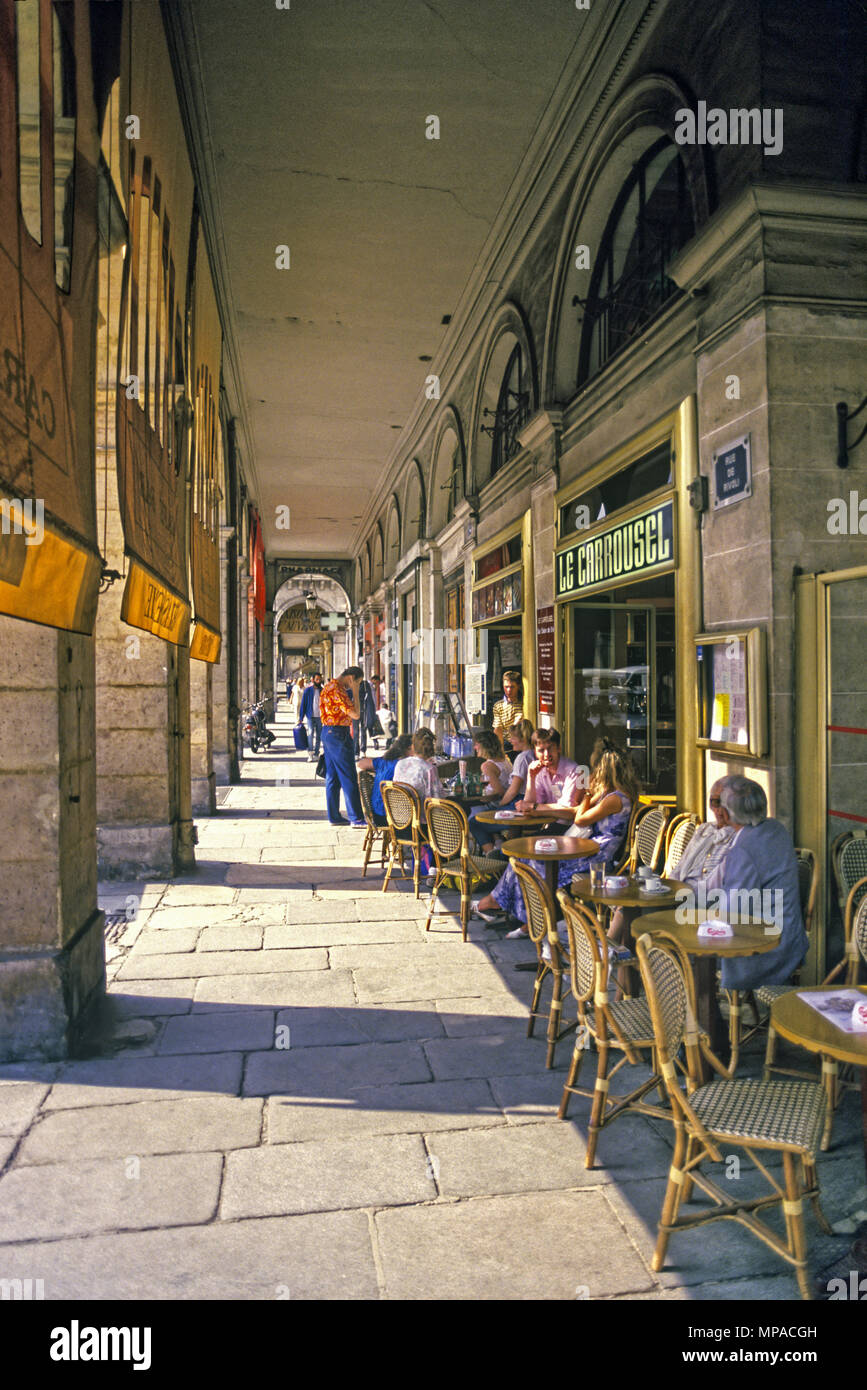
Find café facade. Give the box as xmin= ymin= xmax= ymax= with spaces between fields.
xmin=353 ymin=0 xmax=867 ymax=982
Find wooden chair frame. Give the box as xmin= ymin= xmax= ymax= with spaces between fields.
xmin=423 ymin=798 xmax=505 ymax=942
xmin=556 ymin=890 xmax=669 ymax=1167
xmin=626 ymin=803 xmax=671 ymax=875
xmin=507 ymin=861 xmax=577 ymax=1068
xmin=636 ymin=930 xmax=831 ymax=1300
xmin=357 ymin=769 xmax=388 ymax=878
xmin=662 ymin=814 xmax=699 ymax=880
xmin=380 ymin=781 xmax=428 ymax=899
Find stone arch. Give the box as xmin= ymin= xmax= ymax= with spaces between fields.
xmin=428 ymin=405 xmax=466 ymax=537
xmin=360 ymin=543 xmax=370 ymax=600
xmin=543 ymin=74 xmax=712 ymax=405
xmin=402 ymin=460 xmax=426 ymax=550
xmin=384 ymin=496 xmax=402 ymax=575
xmin=468 ymin=302 xmax=539 ymax=493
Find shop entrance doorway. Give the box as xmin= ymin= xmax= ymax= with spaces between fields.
xmin=568 ymin=575 xmax=676 ymax=792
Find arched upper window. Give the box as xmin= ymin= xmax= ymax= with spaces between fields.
xmin=482 ymin=343 xmax=530 ymax=478
xmin=578 ymin=138 xmax=694 ymax=384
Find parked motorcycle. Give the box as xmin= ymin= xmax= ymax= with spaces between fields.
xmin=242 ymin=701 xmax=276 ymax=754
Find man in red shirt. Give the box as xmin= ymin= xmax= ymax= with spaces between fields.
xmin=319 ymin=666 xmax=366 ymax=827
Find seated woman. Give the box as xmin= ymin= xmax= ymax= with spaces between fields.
xmin=471 ymin=729 xmax=513 ymax=799
xmin=469 ymin=719 xmax=535 ymax=849
xmin=357 ymin=733 xmax=413 ymax=825
xmin=392 ymin=727 xmax=446 ymax=805
xmin=471 ymin=739 xmax=639 ymax=931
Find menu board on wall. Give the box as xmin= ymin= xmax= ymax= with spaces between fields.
xmin=536 ymin=605 xmax=556 ymax=714
xmin=465 ymin=664 xmax=487 ymax=715
xmin=472 ymin=570 xmax=523 ymax=623
xmin=709 ymin=642 xmax=749 ymax=746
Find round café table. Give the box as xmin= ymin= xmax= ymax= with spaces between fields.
xmin=474 ymin=809 xmax=554 ymax=832
xmin=501 ymin=835 xmax=583 ymax=902
xmin=771 ymin=986 xmax=867 ymax=1278
xmin=638 ymin=908 xmax=777 ymax=1071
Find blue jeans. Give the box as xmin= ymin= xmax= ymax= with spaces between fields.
xmin=306 ymin=716 xmax=322 ymax=755
xmin=322 ymin=725 xmax=363 ymax=823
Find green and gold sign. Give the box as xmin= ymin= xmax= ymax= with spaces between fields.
xmin=556 ymin=498 xmax=675 ymax=599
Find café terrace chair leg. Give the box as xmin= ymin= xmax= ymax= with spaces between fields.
xmin=803 ymin=1156 xmax=833 ymax=1235
xmin=586 ymin=1040 xmax=611 ymax=1169
xmin=547 ymin=968 xmax=565 ymax=1071
xmin=782 ymin=1151 xmax=812 ymax=1302
xmin=652 ymin=1122 xmax=690 ymax=1273
xmin=558 ymin=1032 xmax=589 ymax=1119
xmin=820 ymin=1057 xmax=838 ymax=1152
xmin=425 ymin=868 xmax=444 ymax=933
xmin=527 ymin=961 xmax=547 ymax=1040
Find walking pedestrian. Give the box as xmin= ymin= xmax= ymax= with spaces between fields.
xmin=300 ymin=672 xmax=323 ymax=761
xmin=320 ymin=666 xmax=366 ymax=827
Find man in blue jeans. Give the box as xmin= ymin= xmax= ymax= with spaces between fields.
xmin=300 ymin=672 xmax=323 ymax=761
xmin=319 ymin=666 xmax=365 ymax=827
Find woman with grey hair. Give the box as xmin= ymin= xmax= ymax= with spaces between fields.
xmin=715 ymin=775 xmax=807 ymax=990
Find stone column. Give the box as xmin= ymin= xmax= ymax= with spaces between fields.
xmin=0 ymin=618 xmax=105 ymax=1061
xmin=212 ymin=524 xmax=234 ymax=784
xmin=189 ymin=655 xmax=215 ymax=815
xmin=93 ymin=238 xmax=192 ymax=879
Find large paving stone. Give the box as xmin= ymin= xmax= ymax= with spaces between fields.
xmin=0 ymin=1152 xmax=223 ymax=1241
xmin=329 ymin=942 xmax=494 ymax=972
xmin=243 ymin=1041 xmax=432 ymax=1097
xmin=375 ymin=1190 xmax=655 ymax=1299
xmin=274 ymin=1002 xmax=445 ymax=1048
xmin=0 ymin=1082 xmax=50 ymax=1136
xmin=489 ymin=1069 xmax=577 ymax=1124
xmin=266 ymin=1078 xmax=503 ymax=1144
xmin=427 ymin=1121 xmax=592 ymax=1198
xmin=435 ymin=995 xmax=530 ymax=1037
xmin=149 ymin=905 xmax=286 ymax=930
xmin=198 ymin=925 xmax=264 ymax=951
xmin=424 ymin=1033 xmax=558 ymax=1081
xmin=285 ymin=902 xmax=362 ymax=924
xmin=259 ymin=848 xmax=336 ymax=863
xmin=106 ymin=983 xmax=196 ymax=1017
xmin=0 ymin=1211 xmax=379 ymax=1299
xmin=158 ymin=1010 xmax=276 ymax=1055
xmin=192 ymin=969 xmax=357 ymax=1011
xmin=160 ymin=886 xmax=237 ymax=907
xmin=353 ymin=964 xmax=514 ymax=1004
xmin=116 ymin=947 xmax=327 ymax=980
xmin=349 ymin=893 xmax=432 ymax=919
xmin=127 ymin=928 xmax=200 ymax=955
xmin=264 ymin=921 xmax=426 ymax=949
xmin=42 ymin=1053 xmax=243 ymax=1110
xmin=0 ymin=1136 xmax=16 ymax=1168
xmin=16 ymin=1096 xmax=263 ymax=1163
xmin=221 ymin=1133 xmax=435 ymax=1218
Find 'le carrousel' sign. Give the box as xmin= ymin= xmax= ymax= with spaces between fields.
xmin=555 ymin=498 xmax=675 ymax=599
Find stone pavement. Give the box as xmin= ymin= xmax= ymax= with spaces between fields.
xmin=0 ymin=703 xmax=864 ymax=1300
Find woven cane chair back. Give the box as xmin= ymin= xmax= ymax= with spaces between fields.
xmin=663 ymin=817 xmax=698 ymax=878
xmin=357 ymin=770 xmax=377 ymax=825
xmin=611 ymin=798 xmax=642 ymax=874
xmin=634 ymin=932 xmax=692 ymax=1066
xmin=632 ymin=805 xmax=668 ymax=872
xmin=851 ymin=883 xmax=867 ymax=976
xmin=425 ymin=799 xmax=467 ymax=864
xmin=511 ymin=860 xmax=556 ymax=949
xmin=557 ymin=892 xmax=603 ymax=1005
xmin=794 ymin=848 xmax=818 ymax=935
xmin=381 ymin=781 xmax=417 ymax=834
xmin=833 ymin=832 xmax=867 ymax=914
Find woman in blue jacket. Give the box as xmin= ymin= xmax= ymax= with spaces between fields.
xmin=357 ymin=733 xmax=413 ymax=823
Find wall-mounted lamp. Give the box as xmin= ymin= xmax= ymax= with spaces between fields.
xmin=836 ymin=396 xmax=867 ymax=469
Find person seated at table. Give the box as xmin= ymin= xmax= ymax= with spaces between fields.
xmin=357 ymin=733 xmax=413 ymax=825
xmin=607 ymin=777 xmax=738 ymax=952
xmin=469 ymin=719 xmax=535 ymax=850
xmin=471 ymin=739 xmax=638 ymax=930
xmin=513 ymin=727 xmax=585 ymax=825
xmin=392 ymin=728 xmax=446 ymax=805
xmin=713 ymin=775 xmax=808 ymax=991
xmin=471 ymin=729 xmax=513 ymax=799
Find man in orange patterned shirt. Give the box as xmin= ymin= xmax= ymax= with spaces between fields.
xmin=319 ymin=666 xmax=366 ymax=826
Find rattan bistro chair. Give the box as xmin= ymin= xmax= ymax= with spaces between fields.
xmin=610 ymin=799 xmax=642 ymax=876
xmin=556 ymin=890 xmax=668 ymax=1167
xmin=635 ymin=930 xmax=832 ymax=1300
xmin=662 ymin=814 xmax=699 ymax=879
xmin=832 ymin=830 xmax=867 ymax=922
xmin=380 ymin=781 xmax=428 ymax=899
xmin=423 ymin=798 xmax=505 ymax=941
xmin=357 ymin=770 xmax=388 ymax=878
xmin=627 ymin=803 xmax=671 ymax=875
xmin=509 ymin=861 xmax=577 ymax=1068
xmin=762 ymin=875 xmax=867 ymax=1146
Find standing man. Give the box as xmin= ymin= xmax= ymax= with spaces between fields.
xmin=492 ymin=670 xmax=524 ymax=752
xmin=320 ymin=666 xmax=366 ymax=827
xmin=300 ymin=672 xmax=323 ymax=762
